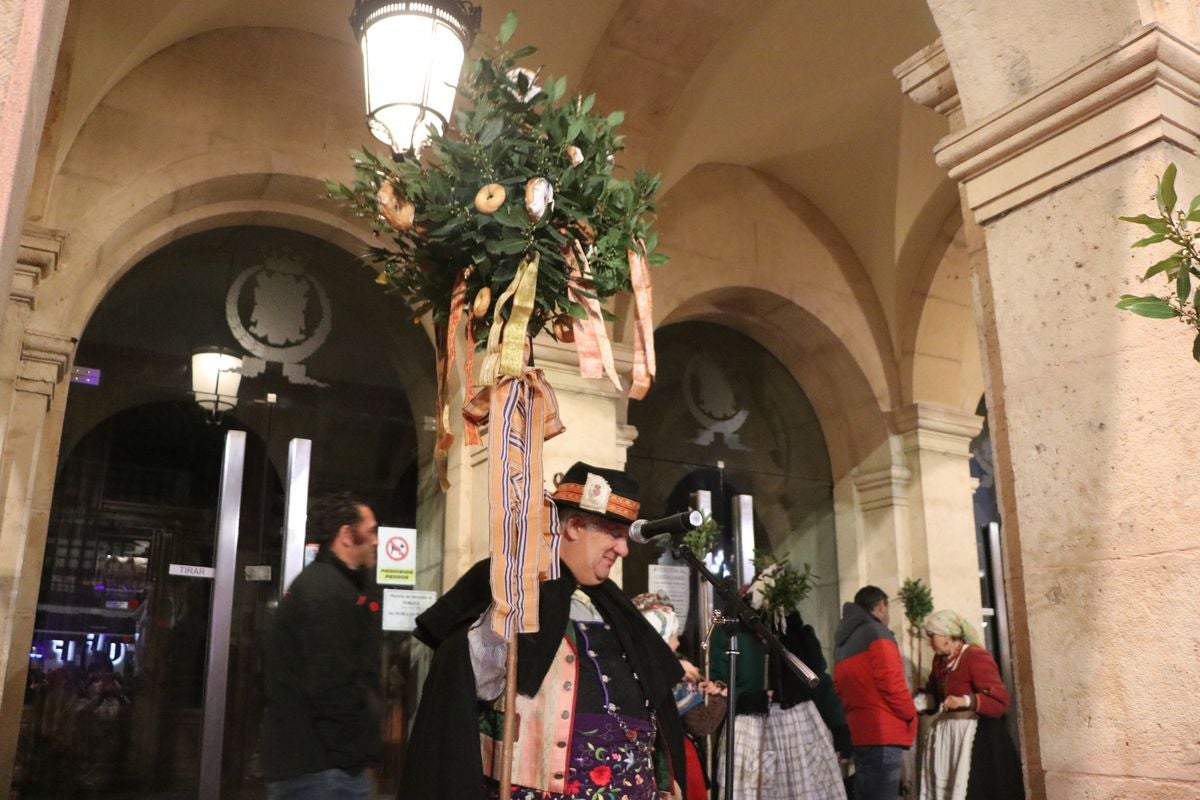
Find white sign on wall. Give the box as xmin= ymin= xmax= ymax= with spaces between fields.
xmin=381 ymin=589 xmax=437 ymax=632
xmin=169 ymin=563 xmax=215 ymax=579
xmin=377 ymin=526 xmax=417 ymax=586
xmin=648 ymin=564 xmax=691 ymax=628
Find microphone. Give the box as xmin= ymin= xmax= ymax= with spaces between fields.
xmin=628 ymin=509 xmax=704 ymax=544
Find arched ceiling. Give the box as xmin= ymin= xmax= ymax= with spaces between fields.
xmin=50 ymin=0 xmax=955 ymax=359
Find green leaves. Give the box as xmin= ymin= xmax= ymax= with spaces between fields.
xmin=325 ymin=11 xmax=665 ymax=347
xmin=1115 ymin=294 xmax=1180 ymax=318
xmin=498 ymin=11 xmax=518 ymax=45
xmin=898 ymin=577 xmax=934 ymax=629
xmin=1131 ymin=232 xmax=1167 ymax=248
xmin=1143 ymin=254 xmax=1182 ymax=280
xmin=1118 ymin=161 xmax=1200 ymax=362
xmin=1157 ymin=163 xmax=1178 ymax=215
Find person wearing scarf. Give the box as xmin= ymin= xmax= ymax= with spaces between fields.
xmin=916 ymin=610 xmax=1024 ymax=800
xmin=633 ymin=592 xmax=727 ymax=800
xmin=397 ymin=463 xmax=686 ymax=800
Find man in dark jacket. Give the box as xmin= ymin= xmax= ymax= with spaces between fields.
xmin=398 ymin=462 xmax=686 ymax=800
xmin=263 ymin=493 xmax=382 ymax=799
xmin=833 ymin=585 xmax=916 ymax=800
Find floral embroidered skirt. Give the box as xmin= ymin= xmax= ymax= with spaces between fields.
xmin=488 ymin=712 xmax=658 ymax=800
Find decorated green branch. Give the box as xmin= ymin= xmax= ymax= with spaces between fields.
xmin=328 ymin=12 xmax=665 ymax=492
xmin=1117 ymin=163 xmax=1200 ymax=362
xmin=327 ymin=11 xmax=665 ymax=357
xmin=746 ymin=554 xmax=817 ymax=634
xmin=680 ymin=511 xmax=720 ymax=558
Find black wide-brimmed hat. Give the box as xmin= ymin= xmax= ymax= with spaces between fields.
xmin=551 ymin=461 xmax=640 ymax=524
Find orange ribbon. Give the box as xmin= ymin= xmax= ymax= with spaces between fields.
xmin=627 ymin=239 xmax=656 ymax=400
xmin=433 ymin=270 xmax=468 ymax=490
xmin=566 ymin=241 xmax=622 ymax=392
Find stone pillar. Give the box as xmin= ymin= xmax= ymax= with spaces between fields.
xmin=0 ymin=0 xmax=68 ymax=334
xmin=0 ymin=325 xmax=73 ymax=794
xmin=894 ymin=403 xmax=984 ymax=630
xmin=440 ymin=339 xmax=638 ymax=590
xmin=922 ymin=22 xmax=1200 ymax=799
xmin=846 ymin=459 xmax=912 ymax=607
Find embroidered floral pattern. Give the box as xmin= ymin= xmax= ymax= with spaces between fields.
xmin=488 ymin=712 xmax=657 ymax=800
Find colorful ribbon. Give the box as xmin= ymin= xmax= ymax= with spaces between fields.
xmin=566 ymin=241 xmax=622 ymax=391
xmin=627 ymin=239 xmax=656 ymax=400
xmin=480 ymin=252 xmax=540 ymax=386
xmin=463 ymin=368 xmax=565 ymax=637
xmin=433 ymin=269 xmax=469 ymax=490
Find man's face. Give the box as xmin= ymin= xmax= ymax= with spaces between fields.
xmin=345 ymin=505 xmax=379 ymax=569
xmin=559 ymin=512 xmax=630 ymax=585
xmin=873 ymin=599 xmax=891 ymax=627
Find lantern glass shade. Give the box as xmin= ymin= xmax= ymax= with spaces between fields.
xmin=191 ymin=350 xmax=242 ymax=414
xmin=354 ymin=2 xmax=475 ymax=155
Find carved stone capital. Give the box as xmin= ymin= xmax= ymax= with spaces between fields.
xmin=934 ymin=24 xmax=1200 ymax=223
xmin=10 ymin=227 xmax=63 ymax=310
xmin=895 ymin=38 xmax=960 ymax=118
xmin=851 ymin=465 xmax=912 ymax=512
xmin=893 ymin=403 xmax=983 ymax=458
xmin=17 ymin=329 xmax=75 ymax=400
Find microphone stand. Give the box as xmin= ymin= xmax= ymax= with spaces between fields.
xmin=669 ymin=542 xmax=819 ymax=800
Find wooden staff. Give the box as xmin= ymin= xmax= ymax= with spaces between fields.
xmin=498 ymin=632 xmax=519 ymax=800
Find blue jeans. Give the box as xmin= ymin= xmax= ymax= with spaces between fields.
xmin=853 ymin=745 xmax=904 ymax=800
xmin=267 ymin=767 xmax=371 ymax=800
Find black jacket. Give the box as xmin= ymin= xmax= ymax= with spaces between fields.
xmin=262 ymin=549 xmax=382 ymax=781
xmin=397 ymin=559 xmax=686 ymax=800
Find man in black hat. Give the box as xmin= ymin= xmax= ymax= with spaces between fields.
xmin=398 ymin=462 xmax=686 ymax=800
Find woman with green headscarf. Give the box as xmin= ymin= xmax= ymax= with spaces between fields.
xmin=914 ymin=610 xmax=1023 ymax=800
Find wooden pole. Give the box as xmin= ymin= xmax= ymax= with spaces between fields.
xmin=498 ymin=632 xmax=519 ymax=800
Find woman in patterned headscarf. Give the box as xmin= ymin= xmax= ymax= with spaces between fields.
xmin=916 ymin=610 xmax=1023 ymax=800
xmin=632 ymin=592 xmax=724 ymax=800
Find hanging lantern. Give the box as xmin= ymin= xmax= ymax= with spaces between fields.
xmin=350 ymin=0 xmax=481 ymax=156
xmin=191 ymin=349 xmax=243 ymax=415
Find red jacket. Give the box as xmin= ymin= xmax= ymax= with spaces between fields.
xmin=832 ymin=603 xmax=917 ymax=747
xmin=922 ymin=644 xmax=1010 ymax=718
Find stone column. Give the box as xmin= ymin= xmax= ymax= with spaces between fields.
xmin=894 ymin=403 xmax=984 ymax=629
xmin=921 ymin=22 xmax=1200 ymax=799
xmin=846 ymin=459 xmax=912 ymax=607
xmin=440 ymin=339 xmax=638 ymax=590
xmin=0 ymin=325 xmax=73 ymax=794
xmin=0 ymin=0 xmax=68 ymax=334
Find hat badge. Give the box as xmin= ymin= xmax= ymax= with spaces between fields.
xmin=579 ymin=472 xmax=612 ymax=514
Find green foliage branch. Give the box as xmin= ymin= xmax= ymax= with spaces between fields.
xmin=326 ymin=12 xmax=666 ymax=343
xmin=680 ymin=511 xmax=720 ymax=558
xmin=1117 ymin=163 xmax=1200 ymax=361
xmin=747 ymin=553 xmax=816 ymax=633
xmin=897 ymin=576 xmax=934 ymax=690
xmin=897 ymin=577 xmax=934 ymax=634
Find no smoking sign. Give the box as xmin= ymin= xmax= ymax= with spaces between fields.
xmin=376 ymin=526 xmax=416 ymax=586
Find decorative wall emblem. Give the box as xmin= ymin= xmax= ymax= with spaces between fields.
xmin=225 ymin=247 xmax=331 ymax=385
xmin=683 ymin=355 xmax=749 ymax=449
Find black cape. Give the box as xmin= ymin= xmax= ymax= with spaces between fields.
xmin=397 ymin=559 xmax=686 ymax=799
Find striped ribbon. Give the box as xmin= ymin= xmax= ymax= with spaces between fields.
xmin=566 ymin=241 xmax=622 ymax=391
xmin=463 ymin=368 xmax=565 ymax=637
xmin=627 ymin=239 xmax=657 ymax=400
